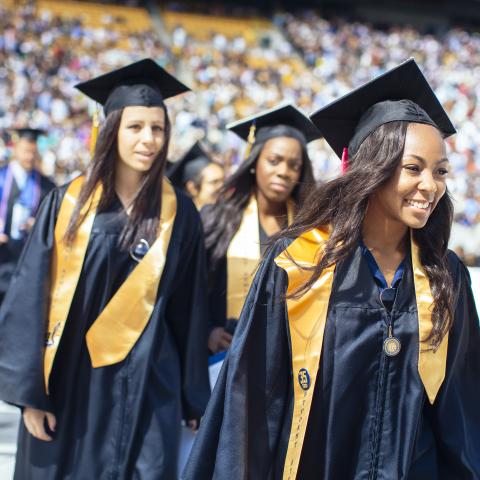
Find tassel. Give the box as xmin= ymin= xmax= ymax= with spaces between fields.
xmin=89 ymin=105 xmax=100 ymax=156
xmin=243 ymin=122 xmax=256 ymax=159
xmin=341 ymin=147 xmax=349 ymax=174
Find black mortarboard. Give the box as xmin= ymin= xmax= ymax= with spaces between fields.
xmin=75 ymin=58 xmax=190 ymax=116
xmin=227 ymin=103 xmax=322 ymax=144
xmin=310 ymin=58 xmax=456 ymax=159
xmin=166 ymin=142 xmax=212 ymax=187
xmin=12 ymin=128 xmax=45 ymax=142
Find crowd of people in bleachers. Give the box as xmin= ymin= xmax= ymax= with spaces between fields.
xmin=0 ymin=1 xmax=478 ymax=264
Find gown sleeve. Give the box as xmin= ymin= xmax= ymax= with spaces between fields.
xmin=182 ymin=238 xmax=293 ymax=480
xmin=426 ymin=253 xmax=480 ymax=478
xmin=0 ymin=187 xmax=63 ymax=412
xmin=165 ymin=198 xmax=211 ymax=422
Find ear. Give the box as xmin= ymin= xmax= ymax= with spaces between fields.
xmin=185 ymin=180 xmax=199 ymax=197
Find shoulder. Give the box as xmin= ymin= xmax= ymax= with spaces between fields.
xmin=447 ymin=249 xmax=471 ymax=285
xmin=39 ymin=174 xmax=56 ymax=191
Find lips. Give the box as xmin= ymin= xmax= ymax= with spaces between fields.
xmin=270 ymin=182 xmax=289 ymax=192
xmin=135 ymin=152 xmax=155 ymax=160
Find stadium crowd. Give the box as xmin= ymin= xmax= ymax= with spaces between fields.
xmin=0 ymin=1 xmax=478 ymax=263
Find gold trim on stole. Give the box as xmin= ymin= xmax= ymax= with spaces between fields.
xmin=86 ymin=179 xmax=177 ymax=367
xmin=44 ymin=177 xmax=177 ymax=392
xmin=274 ymin=228 xmax=448 ymax=479
xmin=411 ymin=233 xmax=449 ymax=404
xmin=45 ymin=176 xmax=102 ymax=392
xmin=275 ymin=228 xmax=333 ymax=480
xmin=226 ymin=195 xmax=295 ymax=320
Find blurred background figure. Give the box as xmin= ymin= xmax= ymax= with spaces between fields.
xmin=0 ymin=128 xmax=54 ymax=304
xmin=167 ymin=141 xmax=225 ymax=209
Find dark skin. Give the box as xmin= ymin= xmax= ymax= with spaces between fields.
xmin=208 ymin=136 xmax=303 ymax=353
xmin=362 ymin=123 xmax=449 ymax=285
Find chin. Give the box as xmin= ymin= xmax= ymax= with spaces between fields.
xmin=403 ymin=216 xmax=430 ymax=230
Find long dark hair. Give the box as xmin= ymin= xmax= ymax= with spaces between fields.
xmin=65 ymin=105 xmax=171 ymax=250
xmin=278 ymin=121 xmax=454 ymax=349
xmin=202 ymin=132 xmax=315 ymax=270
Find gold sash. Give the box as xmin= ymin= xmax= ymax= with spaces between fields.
xmin=274 ymin=228 xmax=448 ymax=480
xmin=44 ymin=177 xmax=177 ymax=391
xmin=226 ymin=195 xmax=294 ymax=320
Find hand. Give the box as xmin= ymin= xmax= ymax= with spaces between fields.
xmin=208 ymin=327 xmax=232 ymax=354
xmin=23 ymin=407 xmax=56 ymax=441
xmin=187 ymin=419 xmax=199 ymax=432
xmin=0 ymin=233 xmax=8 ymax=244
xmin=21 ymin=217 xmax=35 ymax=232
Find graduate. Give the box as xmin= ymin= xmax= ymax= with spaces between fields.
xmin=183 ymin=59 xmax=480 ymax=479
xmin=166 ymin=141 xmax=225 ymax=210
xmin=0 ymin=58 xmax=210 ymax=479
xmin=0 ymin=128 xmax=55 ymax=303
xmin=202 ymin=104 xmax=321 ymax=355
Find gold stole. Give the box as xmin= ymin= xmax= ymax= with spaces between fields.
xmin=274 ymin=228 xmax=449 ymax=480
xmin=226 ymin=195 xmax=294 ymax=320
xmin=44 ymin=176 xmax=177 ymax=392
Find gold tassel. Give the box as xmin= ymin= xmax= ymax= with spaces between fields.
xmin=243 ymin=122 xmax=256 ymax=159
xmin=89 ymin=105 xmax=100 ymax=156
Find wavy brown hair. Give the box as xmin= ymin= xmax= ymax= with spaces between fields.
xmin=65 ymin=105 xmax=171 ymax=250
xmin=277 ymin=121 xmax=454 ymax=349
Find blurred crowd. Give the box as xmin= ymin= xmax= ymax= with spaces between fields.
xmin=0 ymin=2 xmax=478 ymax=263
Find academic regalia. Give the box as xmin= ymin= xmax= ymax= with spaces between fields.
xmin=207 ymin=104 xmax=321 ymax=337
xmin=0 ymin=59 xmax=210 ymax=479
xmin=0 ymin=130 xmax=55 ymax=302
xmin=166 ymin=141 xmax=213 ymax=190
xmin=184 ymin=60 xmax=480 ymax=479
xmin=183 ymin=235 xmax=480 ymax=479
xmin=0 ymin=183 xmax=210 ymax=479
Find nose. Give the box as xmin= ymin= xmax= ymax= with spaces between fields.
xmin=418 ymin=170 xmax=437 ymax=199
xmin=276 ymin=162 xmax=290 ymax=179
xmin=141 ymin=127 xmax=154 ymax=144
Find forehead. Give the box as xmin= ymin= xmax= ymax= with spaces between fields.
xmin=403 ymin=123 xmax=446 ymax=159
xmin=261 ymin=136 xmax=302 ymax=156
xmin=120 ymin=105 xmax=165 ymax=123
xmin=202 ymin=163 xmax=224 ymax=176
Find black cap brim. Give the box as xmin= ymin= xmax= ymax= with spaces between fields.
xmin=310 ymin=58 xmax=456 ymax=159
xmin=75 ymin=58 xmax=190 ymax=114
xmin=227 ymin=103 xmax=322 ymax=144
xmin=11 ymin=128 xmax=45 ymax=141
xmin=166 ymin=142 xmax=212 ymax=186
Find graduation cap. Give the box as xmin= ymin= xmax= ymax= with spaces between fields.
xmin=75 ymin=58 xmax=190 ymax=116
xmin=166 ymin=142 xmax=212 ymax=187
xmin=309 ymin=58 xmax=456 ymax=160
xmin=227 ymin=103 xmax=322 ymax=145
xmin=11 ymin=128 xmax=45 ymax=142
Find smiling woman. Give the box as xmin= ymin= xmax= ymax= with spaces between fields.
xmin=0 ymin=59 xmax=210 ymax=480
xmin=184 ymin=59 xmax=480 ymax=480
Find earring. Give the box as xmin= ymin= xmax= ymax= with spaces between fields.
xmin=250 ymin=168 xmax=255 ymax=174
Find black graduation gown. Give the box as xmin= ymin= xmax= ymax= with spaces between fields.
xmin=183 ymin=238 xmax=480 ymax=480
xmin=0 ymin=172 xmax=54 ymax=301
xmin=0 ymin=183 xmax=210 ymax=479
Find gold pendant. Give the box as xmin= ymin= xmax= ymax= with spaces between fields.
xmin=384 ymin=336 xmax=401 ymax=356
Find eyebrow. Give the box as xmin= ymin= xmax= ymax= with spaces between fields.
xmin=403 ymin=154 xmax=449 ymax=165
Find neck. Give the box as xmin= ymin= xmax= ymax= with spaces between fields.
xmin=362 ymin=205 xmax=408 ymax=256
xmin=115 ymin=162 xmax=144 ymax=209
xmin=255 ymin=189 xmax=287 ymax=217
